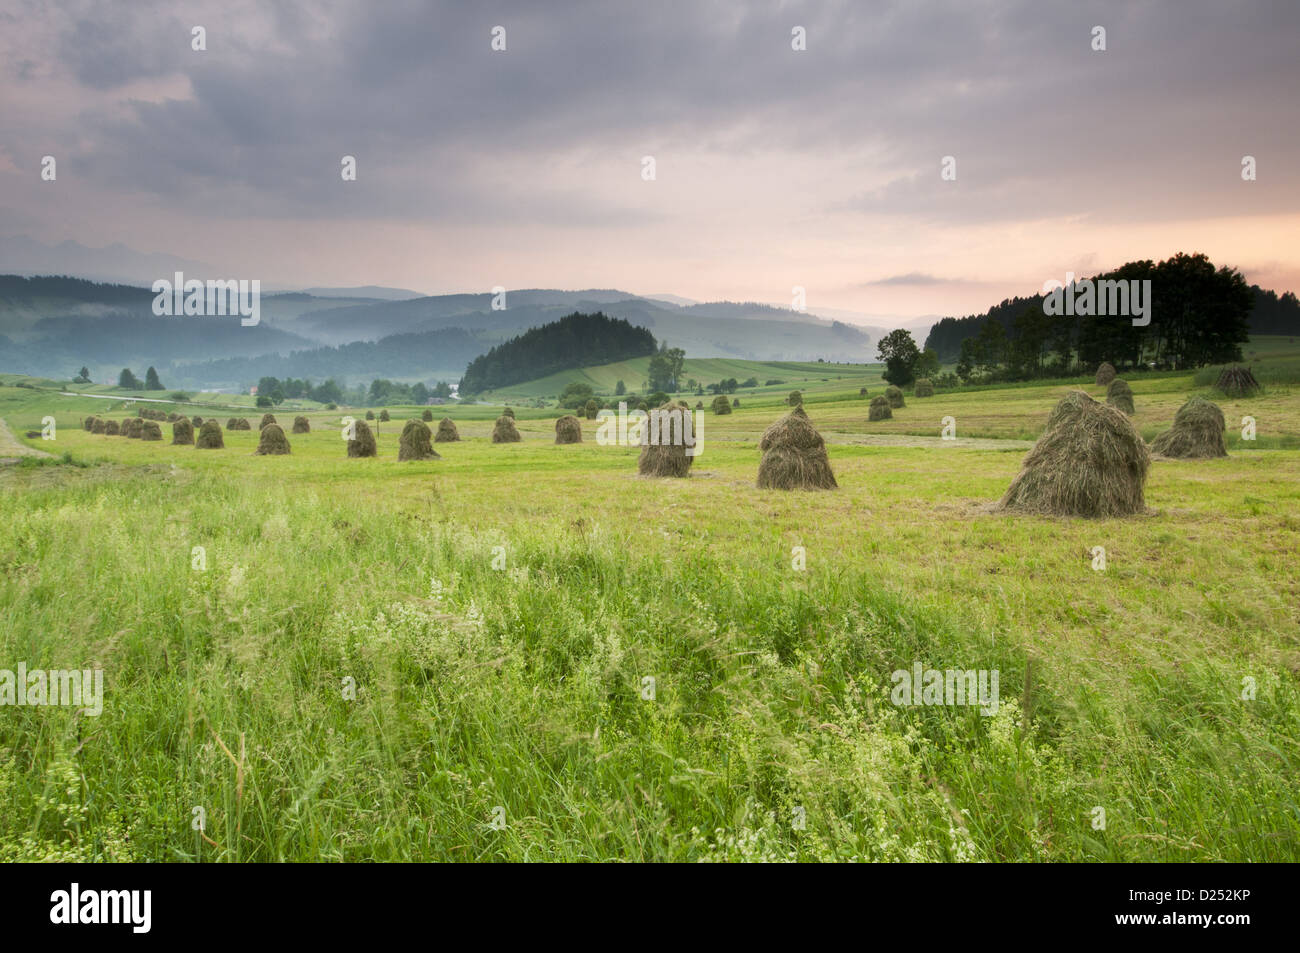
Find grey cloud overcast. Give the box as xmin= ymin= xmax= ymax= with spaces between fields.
xmin=1 ymin=0 xmax=1297 ymax=315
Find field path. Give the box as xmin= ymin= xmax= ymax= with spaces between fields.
xmin=0 ymin=416 xmax=56 ymax=463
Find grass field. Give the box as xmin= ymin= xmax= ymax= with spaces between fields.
xmin=1 ymin=348 xmax=1298 ymax=861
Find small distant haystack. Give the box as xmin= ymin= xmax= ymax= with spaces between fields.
xmin=434 ymin=417 xmax=460 ymax=442
xmin=1216 ymin=365 xmax=1260 ymax=398
xmin=859 ymin=386 xmax=868 ymax=397
xmin=82 ymin=417 xmax=95 ymax=431
xmin=555 ymin=414 xmax=583 ymax=444
xmin=292 ymin=416 xmax=310 ymax=434
xmin=91 ymin=417 xmax=106 ymax=434
xmin=732 ymin=398 xmax=740 ymax=408
xmin=421 ymin=408 xmax=433 ymax=422
xmin=167 ymin=412 xmax=181 ymax=423
xmin=1151 ymin=396 xmax=1228 ymax=459
xmin=192 ymin=416 xmax=203 ymax=426
xmin=236 ymin=418 xmax=252 ymax=430
xmin=1106 ymin=379 xmax=1135 ymax=415
xmin=259 ymin=413 xmax=277 ymax=430
xmin=399 ymin=419 xmax=440 ymax=461
xmin=125 ymin=418 xmax=144 ymax=438
xmin=196 ymin=420 xmax=224 ymax=449
xmin=379 ymin=409 xmax=390 ymax=422
xmin=255 ymin=422 xmax=291 ymax=455
xmin=141 ymin=421 xmax=163 ymax=441
xmin=172 ymin=418 xmax=194 ymax=445
xmin=869 ymin=396 xmax=892 ymax=421
xmin=583 ymin=400 xmax=598 ymax=419
xmin=347 ymin=419 xmax=377 ymax=457
xmin=502 ymin=407 xmax=516 ymax=419
xmin=104 ymin=419 xmax=121 ymax=436
xmin=756 ymin=406 xmax=837 ymax=491
xmin=914 ymin=379 xmax=934 ymax=397
xmin=492 ymin=414 xmax=521 ymax=443
xmin=998 ymin=390 xmax=1148 ymax=518
xmin=365 ymin=410 xmax=375 ymax=420
xmin=712 ymin=395 xmax=732 ymax=415
xmin=787 ymin=390 xmax=803 ymax=406
xmin=637 ymin=400 xmax=693 ymax=478
xmin=227 ymin=417 xmax=239 ymax=430
xmin=1095 ymin=362 xmax=1117 ymax=387
xmin=695 ymin=400 xmax=704 ymax=410
xmin=885 ymin=385 xmax=905 ymax=408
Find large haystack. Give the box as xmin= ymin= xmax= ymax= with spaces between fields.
xmin=434 ymin=417 xmax=459 ymax=442
xmin=1215 ymin=365 xmax=1260 ymax=397
xmin=914 ymin=379 xmax=934 ymax=397
xmin=637 ymin=400 xmax=694 ymax=478
xmin=104 ymin=419 xmax=121 ymax=436
xmin=399 ymin=419 xmax=440 ymax=461
xmin=172 ymin=418 xmax=194 ymax=445
xmin=1151 ymin=396 xmax=1227 ymax=459
xmin=292 ymin=415 xmax=310 ymax=434
xmin=1095 ymin=362 xmax=1117 ymax=387
xmin=885 ymin=385 xmax=905 ymax=408
xmin=125 ymin=418 xmax=144 ymax=438
xmin=756 ymin=406 xmax=837 ymax=490
xmin=554 ymin=414 xmax=583 ymax=444
xmin=492 ymin=415 xmax=522 ymax=443
xmin=347 ymin=419 xmax=377 ymax=457
xmin=1106 ymin=378 xmax=1135 ymax=415
xmin=91 ymin=417 xmax=106 ymax=434
xmin=998 ymin=390 xmax=1148 ymax=517
xmin=195 ymin=420 xmax=224 ymax=449
xmin=869 ymin=396 xmax=892 ymax=421
xmin=255 ymin=422 xmax=291 ymax=455
xmin=141 ymin=421 xmax=163 ymax=441
xmin=712 ymin=395 xmax=732 ymax=415
xmin=259 ymin=413 xmax=277 ymax=430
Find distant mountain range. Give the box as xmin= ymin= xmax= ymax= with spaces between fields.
xmin=0 ymin=275 xmax=877 ymax=390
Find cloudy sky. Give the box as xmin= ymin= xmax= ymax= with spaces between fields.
xmin=2 ymin=0 xmax=1297 ymax=319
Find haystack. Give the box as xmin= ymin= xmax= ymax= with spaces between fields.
xmin=434 ymin=418 xmax=460 ymax=442
xmin=399 ymin=419 xmax=440 ymax=461
xmin=1215 ymin=365 xmax=1260 ymax=398
xmin=255 ymin=422 xmax=291 ymax=455
xmin=756 ymin=406 xmax=837 ymax=490
xmin=1106 ymin=378 xmax=1135 ymax=415
xmin=104 ymin=419 xmax=121 ymax=436
xmin=637 ymin=400 xmax=693 ymax=478
xmin=914 ymin=379 xmax=934 ymax=397
xmin=492 ymin=415 xmax=521 ymax=443
xmin=379 ymin=409 xmax=390 ymax=422
xmin=1095 ymin=362 xmax=1117 ymax=386
xmin=502 ymin=407 xmax=516 ymax=419
xmin=885 ymin=385 xmax=905 ymax=408
xmin=998 ymin=390 xmax=1148 ymax=517
xmin=227 ymin=417 xmax=239 ymax=430
xmin=125 ymin=418 xmax=144 ymax=438
xmin=292 ymin=415 xmax=311 ymax=434
xmin=554 ymin=414 xmax=583 ymax=444
xmin=347 ymin=420 xmax=377 ymax=457
xmin=141 ymin=421 xmax=163 ymax=441
xmin=869 ymin=396 xmax=892 ymax=421
xmin=1150 ymin=397 xmax=1227 ymax=459
xmin=259 ymin=413 xmax=277 ymax=430
xmin=82 ymin=417 xmax=95 ymax=431
xmin=192 ymin=416 xmax=203 ymax=426
xmin=172 ymin=418 xmax=194 ymax=445
xmin=365 ymin=410 xmax=375 ymax=420
xmin=236 ymin=418 xmax=252 ymax=430
xmin=584 ymin=400 xmax=598 ymax=419
xmin=195 ymin=420 xmax=224 ymax=449
xmin=712 ymin=395 xmax=732 ymax=415
xmin=859 ymin=387 xmax=868 ymax=397
xmin=421 ymin=408 xmax=433 ymax=421
xmin=732 ymin=398 xmax=740 ymax=408
xmin=91 ymin=417 xmax=106 ymax=434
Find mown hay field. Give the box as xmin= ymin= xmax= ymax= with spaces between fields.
xmin=1 ymin=372 xmax=1298 ymax=861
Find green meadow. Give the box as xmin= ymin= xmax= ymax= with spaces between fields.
xmin=1 ymin=347 xmax=1298 ymax=861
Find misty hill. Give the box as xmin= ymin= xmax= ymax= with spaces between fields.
xmin=460 ymin=313 xmax=657 ymax=393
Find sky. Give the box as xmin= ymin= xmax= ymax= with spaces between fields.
xmin=2 ymin=0 xmax=1298 ymax=321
